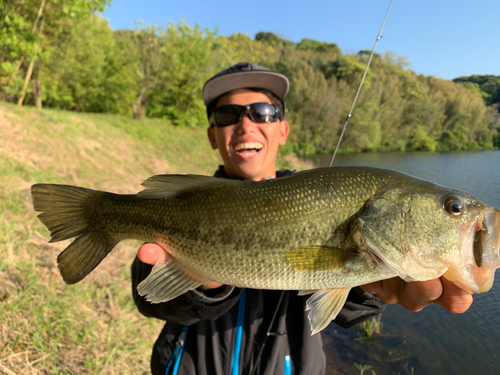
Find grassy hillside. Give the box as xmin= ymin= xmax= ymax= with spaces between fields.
xmin=0 ymin=103 xmax=313 ymax=373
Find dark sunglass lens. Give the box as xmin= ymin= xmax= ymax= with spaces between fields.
xmin=249 ymin=103 xmax=277 ymax=123
xmin=215 ymin=105 xmax=242 ymax=126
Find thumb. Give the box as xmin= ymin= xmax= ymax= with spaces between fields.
xmin=138 ymin=243 xmax=169 ymax=265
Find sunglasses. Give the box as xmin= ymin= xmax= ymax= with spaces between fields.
xmin=211 ymin=102 xmax=283 ymax=127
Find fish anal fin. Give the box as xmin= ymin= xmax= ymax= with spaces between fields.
xmin=137 ymin=257 xmax=211 ymax=303
xmin=283 ymin=246 xmax=356 ymax=271
xmin=306 ymin=288 xmax=351 ymax=335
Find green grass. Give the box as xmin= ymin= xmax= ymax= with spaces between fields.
xmin=0 ymin=103 xmax=314 ymax=373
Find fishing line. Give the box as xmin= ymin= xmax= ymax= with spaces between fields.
xmin=328 ymin=0 xmax=394 ymax=167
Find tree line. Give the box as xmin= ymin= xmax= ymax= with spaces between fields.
xmin=1 ymin=0 xmax=499 ymax=153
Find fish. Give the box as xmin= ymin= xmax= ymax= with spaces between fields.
xmin=31 ymin=166 xmax=500 ymax=334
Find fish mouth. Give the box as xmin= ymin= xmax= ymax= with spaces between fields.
xmin=445 ymin=207 xmax=500 ymax=294
xmin=234 ymin=142 xmax=263 ymax=157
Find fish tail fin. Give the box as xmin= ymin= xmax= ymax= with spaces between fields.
xmin=31 ymin=184 xmax=117 ymax=284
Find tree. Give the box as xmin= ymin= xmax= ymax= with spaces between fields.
xmin=296 ymin=38 xmax=340 ymax=55
xmin=41 ymin=15 xmax=133 ymax=113
xmin=0 ymin=0 xmax=41 ymax=101
xmin=341 ymin=102 xmax=382 ymax=151
xmin=127 ymin=23 xmax=167 ymax=120
xmin=358 ymin=50 xmax=381 ymax=59
xmin=133 ymin=21 xmax=223 ymax=126
xmin=255 ymin=31 xmax=294 ymax=47
xmin=0 ymin=0 xmax=110 ymax=107
xmin=323 ymin=55 xmax=371 ymax=85
xmin=277 ymin=60 xmax=342 ymax=154
xmin=453 ymin=75 xmax=500 ymax=109
xmin=219 ymin=33 xmax=273 ymax=66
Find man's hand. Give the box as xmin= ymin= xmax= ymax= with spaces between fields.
xmin=138 ymin=243 xmax=223 ymax=291
xmin=361 ymin=277 xmax=473 ymax=313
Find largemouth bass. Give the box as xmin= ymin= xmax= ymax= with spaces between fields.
xmin=31 ymin=167 xmax=500 ymax=334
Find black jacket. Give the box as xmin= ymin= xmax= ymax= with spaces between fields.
xmin=131 ymin=167 xmax=386 ymax=375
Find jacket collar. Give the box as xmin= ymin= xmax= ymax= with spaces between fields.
xmin=213 ymin=165 xmax=294 ymax=180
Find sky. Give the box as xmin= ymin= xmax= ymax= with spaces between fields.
xmin=102 ymin=0 xmax=499 ymax=80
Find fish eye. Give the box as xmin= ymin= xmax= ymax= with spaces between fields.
xmin=444 ymin=197 xmax=464 ymax=216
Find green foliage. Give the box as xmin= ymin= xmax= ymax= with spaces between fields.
xmin=493 ymin=130 xmax=500 ymax=148
xmin=255 ymin=31 xmax=294 ymax=47
xmin=457 ymin=81 xmax=490 ymax=101
xmin=296 ymin=38 xmax=340 ymax=55
xmin=454 ymin=75 xmax=500 ymax=109
xmin=342 ymin=102 xmax=382 ymax=151
xmin=0 ymin=0 xmax=110 ymax=103
xmin=1 ymin=11 xmax=497 ymax=152
xmin=273 ymin=59 xmax=342 ymax=155
xmin=0 ymin=0 xmax=39 ymax=100
xmin=221 ymin=33 xmax=274 ymax=66
xmin=41 ymin=16 xmax=128 ymax=112
xmin=407 ymin=125 xmax=437 ymax=151
xmin=146 ymin=21 xmax=225 ymax=126
xmin=358 ymin=49 xmax=381 ymax=59
xmin=323 ymin=55 xmax=371 ymax=85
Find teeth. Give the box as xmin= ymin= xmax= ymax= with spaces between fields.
xmin=235 ymin=142 xmax=263 ymax=151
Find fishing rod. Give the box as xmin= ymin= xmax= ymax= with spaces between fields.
xmin=328 ymin=0 xmax=394 ymax=167
xmin=250 ymin=290 xmax=286 ymax=375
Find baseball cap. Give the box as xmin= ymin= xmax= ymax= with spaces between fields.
xmin=203 ymin=62 xmax=289 ymax=109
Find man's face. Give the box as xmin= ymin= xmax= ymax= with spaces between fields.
xmin=207 ymin=89 xmax=289 ymax=181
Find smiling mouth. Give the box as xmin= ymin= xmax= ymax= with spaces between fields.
xmin=234 ymin=142 xmax=263 ymax=157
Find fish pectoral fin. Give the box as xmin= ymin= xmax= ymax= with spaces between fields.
xmin=283 ymin=246 xmax=357 ymax=271
xmin=138 ymin=174 xmax=240 ymax=199
xmin=137 ymin=258 xmax=211 ymax=303
xmin=306 ymin=288 xmax=351 ymax=335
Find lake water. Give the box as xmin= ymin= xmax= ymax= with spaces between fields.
xmin=305 ymin=151 xmax=500 ymax=374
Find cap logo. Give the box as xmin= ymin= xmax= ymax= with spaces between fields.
xmin=227 ymin=63 xmax=254 ymax=73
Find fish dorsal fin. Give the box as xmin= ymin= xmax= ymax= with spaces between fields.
xmin=138 ymin=174 xmax=240 ymax=199
xmin=137 ymin=257 xmax=212 ymax=303
xmin=306 ymin=288 xmax=351 ymax=335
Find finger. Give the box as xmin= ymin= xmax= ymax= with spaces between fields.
xmin=362 ymin=277 xmax=443 ymax=312
xmin=434 ymin=277 xmax=473 ymax=313
xmin=138 ymin=243 xmax=169 ymax=265
xmin=400 ymin=279 xmax=443 ymax=312
xmin=361 ymin=278 xmax=403 ymax=305
xmin=198 ymin=281 xmax=225 ymax=290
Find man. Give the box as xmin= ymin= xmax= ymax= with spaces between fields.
xmin=131 ymin=63 xmax=473 ymax=374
